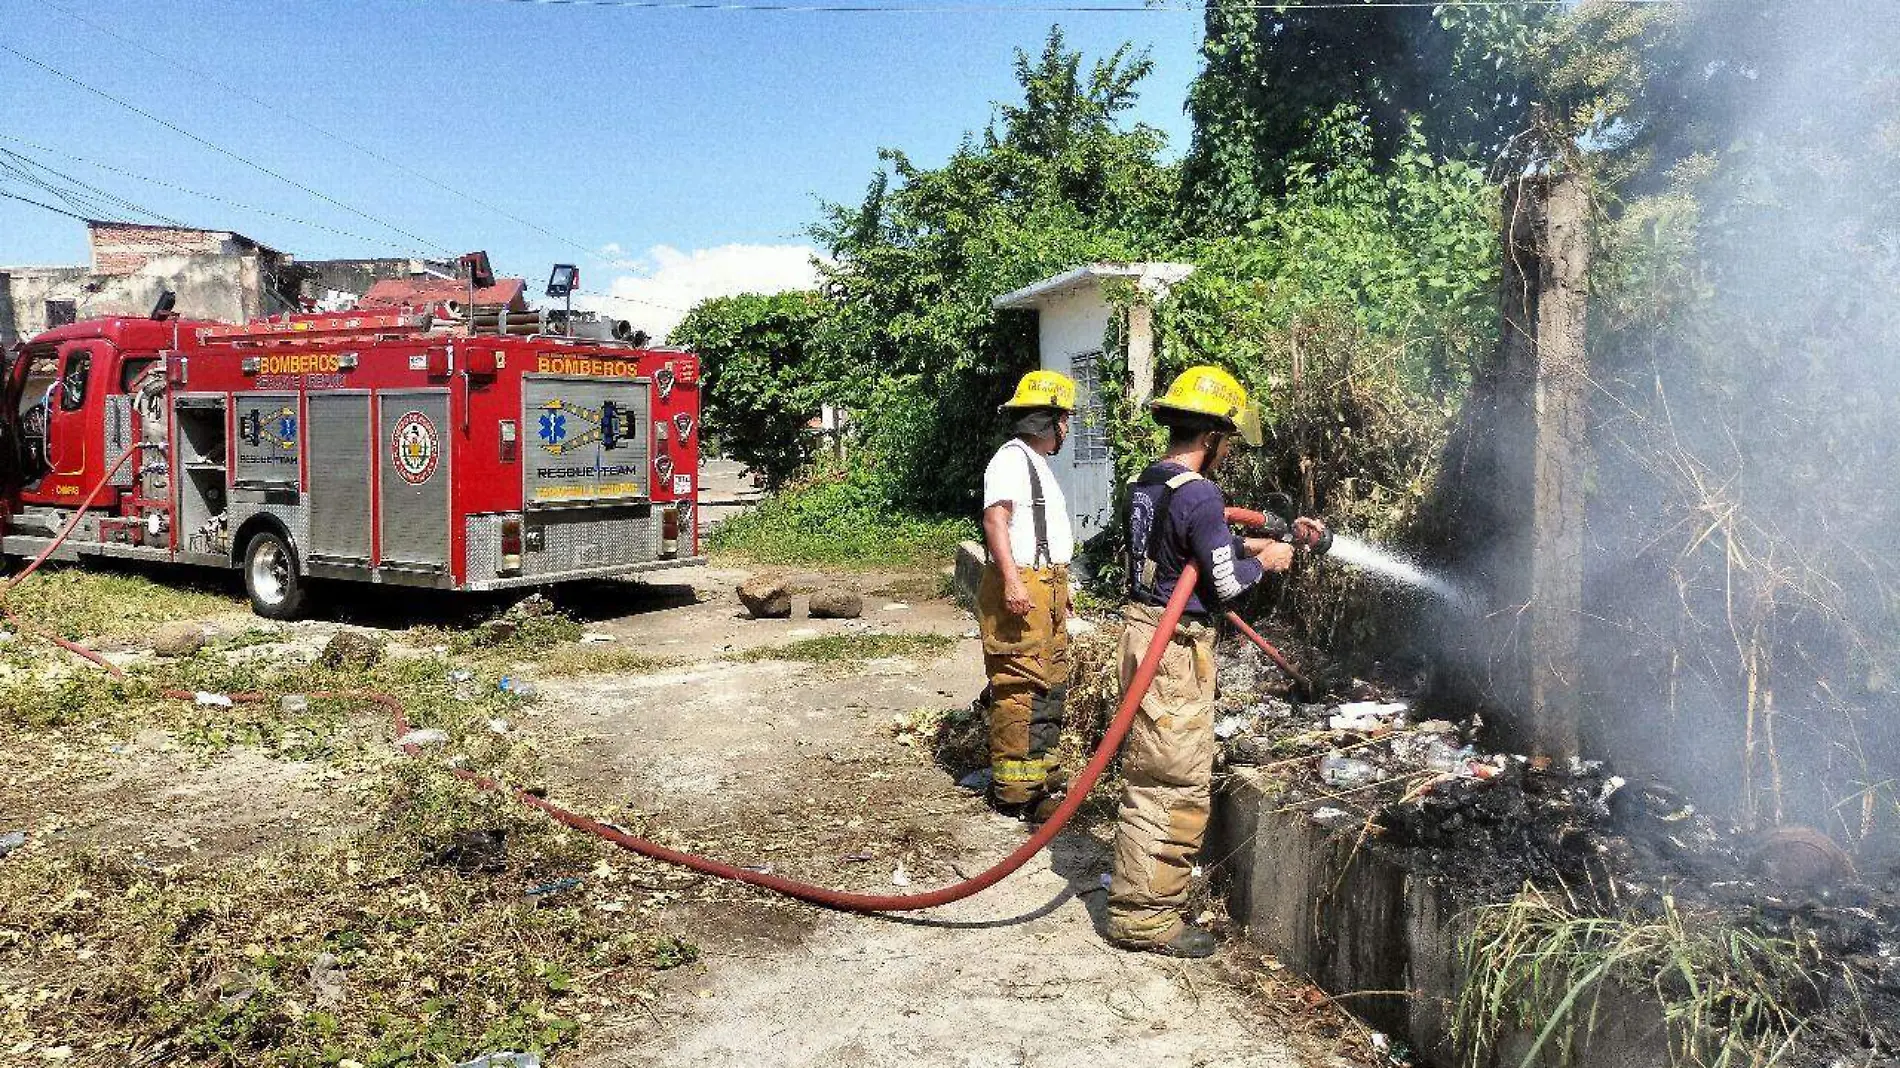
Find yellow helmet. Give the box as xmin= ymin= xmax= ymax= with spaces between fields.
xmin=1151 ymin=365 xmax=1263 ymax=446
xmin=1000 ymin=369 xmax=1077 ymax=411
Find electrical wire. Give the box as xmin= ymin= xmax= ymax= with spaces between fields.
xmin=0 ymin=133 xmax=426 ymax=252
xmin=28 ymin=0 xmax=608 ymax=267
xmin=0 ymin=41 xmax=457 ymax=256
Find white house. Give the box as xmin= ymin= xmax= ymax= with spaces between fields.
xmin=992 ymin=262 xmax=1194 ymax=546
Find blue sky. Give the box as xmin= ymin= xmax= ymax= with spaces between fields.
xmin=1 ymin=0 xmax=1203 ymax=330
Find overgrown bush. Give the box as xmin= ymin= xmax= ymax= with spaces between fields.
xmin=708 ymin=465 xmax=973 ymax=568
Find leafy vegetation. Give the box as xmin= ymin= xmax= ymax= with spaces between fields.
xmin=670 ymin=290 xmax=838 ymax=491
xmin=708 ymin=467 xmax=972 ymax=568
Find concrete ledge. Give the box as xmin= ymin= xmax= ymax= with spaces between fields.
xmin=952 ymin=540 xmax=986 ymax=606
xmin=1211 ymin=768 xmax=1672 ymax=1067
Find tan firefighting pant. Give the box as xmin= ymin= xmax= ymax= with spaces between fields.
xmin=976 ymin=564 xmax=1071 ymax=806
xmin=1106 ymin=602 xmax=1218 ymax=944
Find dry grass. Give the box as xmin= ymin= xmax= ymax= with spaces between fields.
xmin=0 ymin=580 xmax=692 ymax=1066
xmin=1454 ymin=887 xmax=1824 ymax=1068
xmin=0 ymin=565 xmax=240 ymax=640
xmin=733 ymin=632 xmax=957 ymax=666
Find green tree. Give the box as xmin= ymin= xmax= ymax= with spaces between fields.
xmin=812 ymin=26 xmax=1179 ymax=512
xmin=669 ymin=291 xmax=836 ymax=491
xmin=1181 ymin=0 xmax=1548 ymax=227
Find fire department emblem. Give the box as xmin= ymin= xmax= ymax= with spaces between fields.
xmin=392 ymin=411 xmax=439 ymax=485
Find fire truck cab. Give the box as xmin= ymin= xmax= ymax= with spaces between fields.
xmin=0 ymin=310 xmax=704 ymax=618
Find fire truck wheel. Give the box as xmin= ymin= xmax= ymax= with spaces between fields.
xmin=243 ymin=530 xmax=305 ymax=620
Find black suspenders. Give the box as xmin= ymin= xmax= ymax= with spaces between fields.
xmin=1010 ymin=441 xmax=1053 ymax=569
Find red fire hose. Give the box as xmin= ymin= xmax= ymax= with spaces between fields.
xmin=4 ymin=464 xmax=1301 ymax=913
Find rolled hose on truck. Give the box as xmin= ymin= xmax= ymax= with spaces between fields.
xmin=1 ymin=460 xmax=1299 ymax=914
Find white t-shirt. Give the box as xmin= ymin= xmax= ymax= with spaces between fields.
xmin=982 ymin=439 xmax=1074 ymax=567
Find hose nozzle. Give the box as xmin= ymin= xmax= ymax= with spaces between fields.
xmin=1226 ymin=495 xmax=1333 ymax=556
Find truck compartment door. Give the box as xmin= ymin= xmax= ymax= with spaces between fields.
xmin=308 ymin=392 xmax=371 ymax=562
xmin=377 ymin=391 xmax=449 ymax=568
xmin=520 ymin=375 xmax=650 ymax=507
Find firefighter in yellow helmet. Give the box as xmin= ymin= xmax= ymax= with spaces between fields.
xmin=976 ymin=369 xmax=1078 ymax=823
xmin=1108 ymin=366 xmax=1323 ymax=957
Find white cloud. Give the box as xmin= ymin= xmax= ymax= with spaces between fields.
xmin=573 ymin=243 xmax=823 ymax=341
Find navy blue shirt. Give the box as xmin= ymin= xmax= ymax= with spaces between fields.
xmin=1126 ymin=461 xmax=1264 ymax=615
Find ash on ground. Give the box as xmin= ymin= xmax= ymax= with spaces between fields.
xmin=1211 ymin=635 xmax=1900 ymax=1067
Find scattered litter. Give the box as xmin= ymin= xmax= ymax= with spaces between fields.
xmin=842 ymin=852 xmax=874 ymax=863
xmin=279 ymin=694 xmax=309 ymax=715
xmin=882 ymin=602 xmax=911 ymax=611
xmin=1599 ymin=775 xmax=1627 ymax=804
xmin=193 ymin=692 xmax=233 ymax=707
xmin=487 ymin=719 xmax=512 ymax=735
xmin=525 ymin=876 xmax=583 ymax=898
xmin=890 ymin=862 xmax=911 ymax=887
xmin=739 ymin=863 xmax=775 ymax=875
xmin=1310 ymin=807 xmax=1353 ymax=824
xmin=455 ymin=1054 xmax=541 ymax=1068
xmin=396 ymin=728 xmax=450 ymax=749
xmin=1065 ymin=617 xmax=1099 ymax=637
xmin=580 ymin=632 xmax=616 ymax=644
xmin=956 ymin=768 xmax=993 ymax=792
xmin=1099 ymin=872 xmax=1112 ymax=889
xmin=448 ymin=668 xmax=475 ymax=683
xmin=1370 ymin=1032 xmax=1391 ymax=1053
xmin=962 ymin=628 xmax=979 ymax=640
xmin=0 ymin=830 xmax=25 ymax=857
xmin=0 ymin=630 xmax=14 ymax=643
xmin=1328 ymin=701 xmax=1406 ymax=731
xmin=307 ymin=951 xmax=347 ymax=1010
xmin=1214 ymin=715 xmax=1250 ymax=740
xmin=1318 ymin=753 xmax=1381 ymax=788
xmin=497 ymin=677 xmax=537 ymax=700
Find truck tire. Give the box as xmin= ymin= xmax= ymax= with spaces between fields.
xmin=243 ymin=530 xmax=305 ymax=620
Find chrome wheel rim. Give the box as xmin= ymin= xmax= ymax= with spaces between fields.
xmin=250 ymin=540 xmax=289 ymax=605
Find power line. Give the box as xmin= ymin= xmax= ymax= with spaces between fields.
xmin=0 ymin=132 xmax=420 ymax=252
xmin=0 ymin=41 xmax=457 ymax=256
xmin=0 ymin=188 xmax=93 ymax=223
xmin=31 ymin=0 xmax=608 ymax=269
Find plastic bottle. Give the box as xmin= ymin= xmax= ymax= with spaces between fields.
xmin=1318 ymin=753 xmax=1380 ymax=788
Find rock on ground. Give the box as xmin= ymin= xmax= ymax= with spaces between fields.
xmin=150 ymin=622 xmax=206 ymax=658
xmin=737 ymin=578 xmax=791 ymax=619
xmin=319 ymin=630 xmax=384 ymax=670
xmin=807 ymin=589 xmax=863 ymax=619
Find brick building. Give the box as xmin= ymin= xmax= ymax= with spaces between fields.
xmin=1 ymin=220 xmax=303 ymax=345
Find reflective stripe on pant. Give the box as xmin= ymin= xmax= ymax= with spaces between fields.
xmin=1107 ymin=602 xmax=1217 ymax=944
xmin=977 ymin=564 xmax=1071 ymax=805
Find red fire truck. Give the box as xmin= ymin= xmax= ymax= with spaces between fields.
xmin=0 ymin=308 xmax=704 ymax=618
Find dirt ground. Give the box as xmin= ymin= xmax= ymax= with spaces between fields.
xmin=0 ymin=537 xmax=1368 ymax=1064
xmin=499 ymin=567 xmax=1312 ymax=1067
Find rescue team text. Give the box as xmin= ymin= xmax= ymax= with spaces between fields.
xmin=535 ymin=356 xmax=639 ymax=378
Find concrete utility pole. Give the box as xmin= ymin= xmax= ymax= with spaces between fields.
xmin=1492 ymin=173 xmax=1590 ymax=761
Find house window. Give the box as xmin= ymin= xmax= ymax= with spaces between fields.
xmin=1069 ymin=351 xmax=1111 ymax=464
xmin=44 ymin=300 xmax=76 ymax=329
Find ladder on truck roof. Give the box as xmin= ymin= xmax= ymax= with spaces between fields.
xmin=196 ymin=312 xmax=431 ymax=346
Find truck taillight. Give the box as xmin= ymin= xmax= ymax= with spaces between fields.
xmin=661 ymin=505 xmax=680 ymax=559
xmin=500 ymin=515 xmax=523 ymax=574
